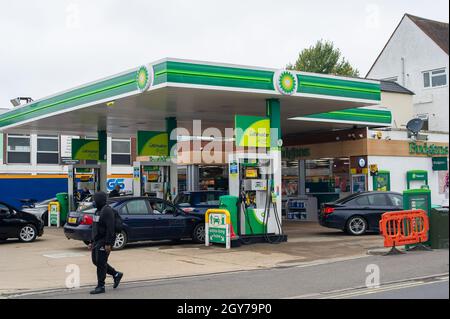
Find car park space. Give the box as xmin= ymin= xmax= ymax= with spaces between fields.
xmin=0 ymin=221 xmax=383 ymax=295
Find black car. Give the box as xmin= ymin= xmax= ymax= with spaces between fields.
xmin=0 ymin=201 xmax=45 ymax=242
xmin=64 ymin=196 xmax=206 ymax=250
xmin=319 ymin=191 xmax=403 ymax=235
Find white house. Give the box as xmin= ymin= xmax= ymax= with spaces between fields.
xmin=367 ymin=14 xmax=449 ymax=133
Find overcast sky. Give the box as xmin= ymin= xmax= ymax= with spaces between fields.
xmin=0 ymin=0 xmax=448 ymax=108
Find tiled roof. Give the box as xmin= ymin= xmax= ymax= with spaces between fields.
xmin=407 ymin=14 xmax=449 ymax=55
xmin=380 ymin=80 xmax=414 ymax=95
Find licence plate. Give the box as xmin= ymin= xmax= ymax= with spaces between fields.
xmin=68 ymin=217 xmax=77 ymax=224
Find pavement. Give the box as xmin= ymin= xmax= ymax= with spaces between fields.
xmin=0 ymin=221 xmax=390 ymax=296
xmin=10 ymin=249 xmax=449 ymax=299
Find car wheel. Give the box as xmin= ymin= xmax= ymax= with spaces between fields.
xmin=346 ymin=216 xmax=368 ymax=236
xmin=113 ymin=231 xmax=127 ymax=250
xmin=192 ymin=223 xmax=206 ymax=243
xmin=18 ymin=224 xmax=38 ymax=242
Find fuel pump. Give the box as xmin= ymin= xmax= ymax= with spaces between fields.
xmin=228 ymin=153 xmax=284 ymax=243
xmin=67 ymin=164 xmax=107 ymax=211
xmin=132 ymin=161 xmax=178 ymax=201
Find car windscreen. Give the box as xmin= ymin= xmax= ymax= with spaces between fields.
xmin=36 ymin=198 xmax=56 ymax=206
xmin=173 ymin=193 xmax=191 ymax=206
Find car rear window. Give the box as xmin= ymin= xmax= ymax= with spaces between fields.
xmin=198 ymin=193 xmax=221 ymax=206
xmin=335 ymin=193 xmax=360 ymax=204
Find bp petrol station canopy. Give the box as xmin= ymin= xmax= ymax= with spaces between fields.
xmin=0 ymin=58 xmax=391 ymax=137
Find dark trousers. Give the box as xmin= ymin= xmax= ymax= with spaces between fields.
xmin=91 ymin=246 xmax=117 ymax=287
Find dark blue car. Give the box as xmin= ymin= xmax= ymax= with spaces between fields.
xmin=64 ymin=196 xmax=205 ymax=250
xmin=173 ymin=191 xmax=226 ymax=214
xmin=319 ymin=191 xmax=403 ymax=235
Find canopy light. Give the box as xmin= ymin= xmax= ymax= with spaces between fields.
xmin=10 ymin=97 xmax=33 ymax=107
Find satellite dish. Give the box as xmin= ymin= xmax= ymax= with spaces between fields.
xmin=406 ymin=118 xmax=424 ymax=136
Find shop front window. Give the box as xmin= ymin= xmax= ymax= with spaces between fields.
xmin=282 ymin=161 xmax=299 ymax=197
xmin=199 ymin=165 xmax=228 ymax=191
xmin=177 ymin=166 xmax=187 ymax=192
xmin=305 ymin=158 xmax=350 ymax=194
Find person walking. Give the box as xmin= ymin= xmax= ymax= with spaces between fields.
xmin=88 ymin=191 xmax=123 ymax=294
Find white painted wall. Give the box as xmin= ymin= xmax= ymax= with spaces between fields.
xmin=380 ymin=91 xmax=413 ymax=129
xmin=368 ymin=155 xmax=449 ymax=206
xmin=368 ymin=16 xmax=449 ymax=132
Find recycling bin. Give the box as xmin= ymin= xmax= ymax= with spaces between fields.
xmin=429 ymin=207 xmax=449 ymax=249
xmin=55 ymin=192 xmax=69 ymax=224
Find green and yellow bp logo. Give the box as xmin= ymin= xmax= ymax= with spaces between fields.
xmin=136 ymin=65 xmax=152 ymax=92
xmin=274 ymin=70 xmax=297 ymax=95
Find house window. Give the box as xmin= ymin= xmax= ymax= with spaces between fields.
xmin=37 ymin=135 xmax=59 ymax=164
xmin=7 ymin=134 xmax=31 ymax=164
xmin=111 ymin=139 xmax=131 ymax=165
xmin=423 ymin=68 xmax=447 ymax=88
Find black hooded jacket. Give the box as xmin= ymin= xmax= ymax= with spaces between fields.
xmin=91 ymin=192 xmax=116 ymax=247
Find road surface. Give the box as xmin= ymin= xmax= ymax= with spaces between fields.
xmin=9 ymin=249 xmax=449 ymax=299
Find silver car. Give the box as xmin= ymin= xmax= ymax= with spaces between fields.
xmin=22 ymin=198 xmax=56 ymax=225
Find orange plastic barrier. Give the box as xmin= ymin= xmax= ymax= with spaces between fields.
xmin=379 ymin=210 xmax=429 ymax=248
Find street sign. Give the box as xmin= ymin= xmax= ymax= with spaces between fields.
xmin=205 ymin=209 xmax=231 ymax=249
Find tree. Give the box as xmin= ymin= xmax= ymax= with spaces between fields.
xmin=287 ymin=40 xmax=360 ymax=77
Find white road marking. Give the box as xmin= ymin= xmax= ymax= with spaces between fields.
xmin=325 ymin=278 xmax=449 ymax=299
xmin=286 ymin=273 xmax=449 ymax=299
xmin=43 ymin=252 xmax=85 ymax=259
xmin=321 ymin=281 xmax=428 ymax=299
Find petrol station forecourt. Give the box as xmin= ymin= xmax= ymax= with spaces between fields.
xmin=1 ymin=57 xmax=450 ymax=299
xmin=0 ymin=57 xmax=384 ymax=240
